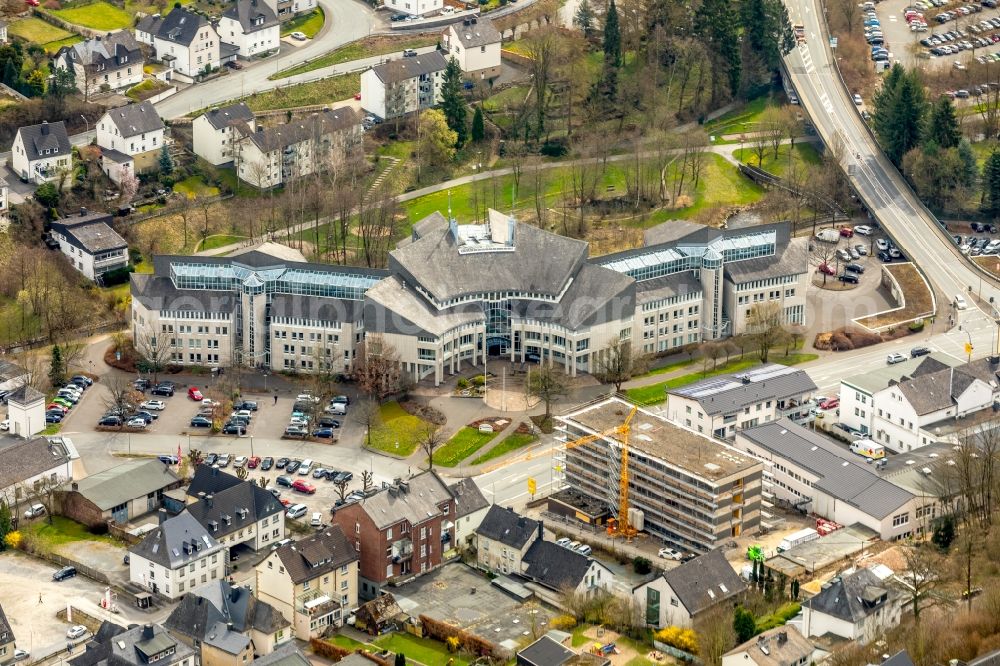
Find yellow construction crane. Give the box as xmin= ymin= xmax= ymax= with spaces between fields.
xmin=562 ymin=405 xmax=639 ymax=539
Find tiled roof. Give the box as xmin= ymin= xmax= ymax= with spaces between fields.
xmin=273 ymin=526 xmax=357 ymax=584
xmin=370 ymin=50 xmax=448 ymax=84
xmin=128 ymin=512 xmax=224 ymax=569
xmin=61 ymin=458 xmax=179 ymax=510
xmin=0 ymin=437 xmax=71 ymax=491
xmin=104 ymin=101 xmax=164 ymax=138
xmin=16 ymin=121 xmax=71 ymax=161
xmin=184 ymin=480 xmax=284 ymax=540
xmin=449 ymin=478 xmax=488 ymax=518
xmin=476 ymin=505 xmax=539 ymax=549
xmin=201 ymin=103 xmax=254 ymax=130
xmin=661 ymin=549 xmax=746 ymax=615
xmin=805 ymin=567 xmax=896 ymax=623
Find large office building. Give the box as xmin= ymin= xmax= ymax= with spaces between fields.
xmin=558 ymin=396 xmax=764 ymax=553
xmin=130 ymin=214 xmax=809 ymax=384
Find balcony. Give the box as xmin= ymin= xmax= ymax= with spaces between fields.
xmin=391 ymin=539 xmax=413 ymax=563
xmin=296 ymin=591 xmax=341 ymax=618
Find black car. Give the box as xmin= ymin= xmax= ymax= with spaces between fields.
xmin=261 ymin=456 xmax=274 ymax=471
xmin=205 ymin=453 xmax=218 ymax=465
xmin=133 ymin=378 xmax=151 ymax=392
xmin=222 ymin=423 xmax=245 ymax=435
xmin=151 ymin=384 xmax=175 ymax=397
xmin=317 ymin=417 xmax=341 ymax=428
xmin=134 ymin=410 xmax=158 ymax=421
xmin=333 ymin=471 xmax=353 ymax=483
xmin=190 ymin=416 xmax=213 ymax=428
xmin=973 ymin=222 xmax=984 ymax=232
xmin=275 ymin=457 xmax=290 ymax=469
xmin=390 ymin=12 xmax=407 ymax=20
xmin=236 ymin=400 xmax=259 ymax=411
xmin=838 ymin=273 xmax=859 ymax=284
xmin=911 ymin=346 xmax=932 ymax=358
xmin=276 ymin=475 xmax=293 ymax=488
xmin=129 ymin=412 xmax=155 ymax=425
xmin=878 ymin=250 xmax=893 ymax=262
xmin=45 ymin=413 xmax=63 ymax=423
xmin=71 ymin=375 xmax=93 ymax=386
xmin=331 ymin=395 xmax=350 ymax=406
xmin=52 ymin=566 xmax=77 ymax=581
xmin=99 ymin=416 xmax=122 ymax=426
xmin=845 ymin=263 xmax=865 ymax=274
xmin=285 ymin=460 xmax=302 ymax=473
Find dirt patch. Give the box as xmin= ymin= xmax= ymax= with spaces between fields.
xmin=811 ymin=273 xmax=855 ymax=291
xmin=468 ymin=416 xmax=511 ymax=431
xmin=854 ymin=263 xmax=934 ymax=330
xmin=974 ymin=255 xmax=1000 ymax=278
xmin=578 ymin=627 xmax=647 ymax=665
xmin=400 ymin=400 xmax=446 ymax=425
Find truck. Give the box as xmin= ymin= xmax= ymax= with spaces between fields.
xmin=850 ymin=439 xmax=886 ymax=459
xmin=815 ymin=228 xmax=840 ymax=243
xmin=777 ymin=527 xmax=820 ymax=552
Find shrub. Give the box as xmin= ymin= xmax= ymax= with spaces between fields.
xmin=633 ymin=556 xmax=652 ymax=575
xmin=908 ymin=319 xmax=925 ymax=332
xmin=755 ymin=602 xmax=802 ymax=633
xmin=309 ymin=639 xmax=349 ymax=661
xmin=653 ymin=626 xmax=698 ymax=654
xmin=4 ymin=531 xmax=21 ymax=550
xmin=550 ymin=615 xmax=577 ymax=630
xmin=456 ymin=377 xmax=469 ymax=390
xmin=471 ymin=375 xmax=486 ymax=387
xmin=445 ymin=636 xmax=460 ymax=653
xmin=829 ymin=331 xmax=853 ymax=350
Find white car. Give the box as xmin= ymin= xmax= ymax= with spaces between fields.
xmin=441 ymin=5 xmax=455 ymax=12
xmin=853 ymin=93 xmax=864 ymax=105
xmin=14 ymin=649 xmax=29 ymax=661
xmin=854 ymin=225 xmax=873 ymax=236
xmin=296 ymin=393 xmax=320 ymax=403
xmin=955 ymin=294 xmax=968 ymax=309
xmin=234 ymin=456 xmax=248 ymax=468
xmin=289 ymin=416 xmax=309 ymax=427
xmin=887 ymin=352 xmax=907 ymax=365
xmin=201 ymin=398 xmax=217 ymax=407
xmin=141 ymin=400 xmax=166 ymax=411
xmin=658 ymin=547 xmax=682 ymax=560
xmin=126 ymin=417 xmax=148 ymax=429
xmin=24 ymin=503 xmax=45 ymax=518
xmin=67 ymin=625 xmax=87 ymax=639
xmin=875 ymin=238 xmax=889 ymax=251
xmin=290 ymin=31 xmax=307 ymax=40
xmin=0 ymin=419 xmax=8 ymax=431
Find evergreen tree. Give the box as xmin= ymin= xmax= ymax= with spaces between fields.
xmin=393 ymin=654 xmax=406 ymax=666
xmin=740 ymin=0 xmax=795 ymax=71
xmin=34 ymin=182 xmax=59 ymax=209
xmin=0 ymin=44 xmax=23 ymax=88
xmin=958 ymin=139 xmax=977 ymax=188
xmin=926 ymin=96 xmax=961 ymax=149
xmin=159 ymin=145 xmax=174 ymax=175
xmin=0 ymin=501 xmax=11 ymax=552
xmin=25 ymin=69 xmax=45 ymax=97
xmin=471 ymin=105 xmax=485 ymax=142
xmin=694 ymin=0 xmax=742 ymax=96
xmin=931 ymin=514 xmax=956 ymax=551
xmin=733 ymin=607 xmax=756 ymax=643
xmin=574 ymin=0 xmax=596 ymax=39
xmin=49 ymin=344 xmax=65 ymax=387
xmin=603 ymin=0 xmax=622 ymax=69
xmin=440 ymin=57 xmax=468 ymax=147
xmin=981 ymin=150 xmax=1000 ymax=217
xmin=872 ymin=65 xmax=926 ymax=165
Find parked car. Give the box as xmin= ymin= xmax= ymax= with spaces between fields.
xmin=658 ymin=547 xmax=682 ymax=560
xmin=261 ymin=457 xmax=275 ymax=470
xmin=248 ymin=456 xmax=261 ymax=469
xmin=333 ymin=470 xmax=354 ymax=483
xmin=151 ymin=384 xmax=174 ymax=396
xmin=99 ymin=415 xmax=122 ymax=427
xmin=312 ymin=427 xmax=335 ymax=438
xmin=236 ymin=400 xmax=258 ymax=411
xmin=141 ymin=400 xmax=166 ymax=411
xmin=331 ymin=395 xmax=350 ymax=405
xmin=72 ymin=375 xmax=93 ymax=386
xmin=275 ymin=457 xmax=289 ymax=469
xmin=317 ymin=417 xmax=341 ymax=428
xmin=286 ymin=504 xmax=308 ymax=519
xmin=188 ymin=387 xmax=204 ymax=401
xmin=190 ymin=416 xmax=213 ymax=428
xmin=52 ymin=566 xmax=76 ymax=581
xmin=876 ymin=238 xmax=889 ymax=251
xmin=217 ymin=453 xmax=231 ymax=467
xmin=887 ymin=352 xmax=907 ymax=364
xmin=845 ymin=263 xmax=865 ymax=274
xmin=556 ymin=537 xmax=572 ymax=547
xmin=576 ymin=544 xmax=593 ymax=556
xmin=402 ymin=48 xmax=418 ymax=57
xmin=290 ymin=30 xmax=307 ymax=40
xmin=67 ymin=626 xmax=87 ymax=639
xmin=24 ymin=503 xmax=45 ymax=518
xmin=14 ymin=649 xmax=29 ymax=661
xmin=819 ymin=397 xmax=839 ymax=410
xmin=292 ymin=479 xmax=316 ymax=494
xmin=45 ymin=413 xmax=63 ymax=424
xmin=222 ymin=423 xmax=245 ymax=435
xmin=818 ymin=262 xmax=836 ymax=276
xmin=285 ymin=460 xmax=302 ymax=473
xmin=878 ymin=250 xmax=893 ymax=262
xmin=911 ymin=346 xmax=932 ymax=358
xmin=286 ymin=425 xmax=308 ymax=437
xmin=204 ymin=453 xmax=218 ymax=465
xmin=276 ymin=475 xmax=293 ymax=488
xmin=126 ymin=417 xmax=148 ymax=429
xmin=234 ymin=456 xmax=248 ymax=468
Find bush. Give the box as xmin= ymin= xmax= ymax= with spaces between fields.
xmin=445 ymin=636 xmax=460 ymax=653
xmin=908 ymin=318 xmax=925 ymax=332
xmin=653 ymin=626 xmax=698 ymax=654
xmin=308 ymin=639 xmax=349 ymax=661
xmin=541 ymin=137 xmax=568 ymax=157
xmin=456 ymin=377 xmax=469 ymax=390
xmin=101 ymin=265 xmax=135 ymax=286
xmin=633 ymin=556 xmax=652 ymax=575
xmin=471 ymin=375 xmax=486 ymax=387
xmin=754 ymin=602 xmax=802 ymax=633
xmin=550 ymin=615 xmax=577 ymax=630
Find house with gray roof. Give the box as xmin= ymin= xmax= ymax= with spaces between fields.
xmin=633 ymin=549 xmax=746 ymax=629
xmin=449 ymin=477 xmax=489 ymax=550
xmin=516 ymin=635 xmax=610 ymax=666
xmin=360 ymin=50 xmax=448 ymax=120
xmin=801 ymin=567 xmax=902 ymax=644
xmin=475 ymin=505 xmax=541 ymax=575
xmin=136 ymin=8 xmax=221 ymax=79
xmin=49 ymin=208 xmax=129 ymax=282
xmin=11 ymin=121 xmax=72 ymax=184
xmin=182 ymin=478 xmax=286 ymax=553
xmin=520 ymin=540 xmax=614 ymax=597
xmin=219 ymin=0 xmax=279 ymax=58
xmin=736 ymin=419 xmax=934 ymax=540
xmin=192 ymin=103 xmax=256 ymax=166
xmin=165 ymin=579 xmax=291 ymax=663
xmin=0 ymin=359 xmax=27 ymax=395
xmin=56 ymin=458 xmax=181 ymax=528
xmin=0 ymin=436 xmax=74 ymax=509
xmin=70 ymin=623 xmax=194 ymax=666
xmin=97 ymin=101 xmax=166 ymax=183
xmin=249 ymin=644 xmax=313 ymax=666
xmin=721 ymin=626 xmax=815 ymax=666
xmin=128 ymin=511 xmax=227 ymax=600
xmin=0 ymin=602 xmax=14 ymax=666
xmin=443 ymin=17 xmax=501 ymax=80
xmin=666 ymin=363 xmax=817 ymax=439
xmin=55 ymin=31 xmax=143 ymax=98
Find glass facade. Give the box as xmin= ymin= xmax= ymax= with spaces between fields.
xmin=170 ymin=262 xmax=379 ymax=300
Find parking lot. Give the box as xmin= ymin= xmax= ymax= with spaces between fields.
xmin=876 ymin=0 xmax=1000 ymax=70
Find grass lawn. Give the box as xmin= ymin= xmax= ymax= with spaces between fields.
xmin=126 ymin=78 xmax=170 ymax=101
xmin=280 ymin=7 xmax=324 ymax=38
xmin=432 ymin=427 xmax=498 ymax=467
xmin=704 ymin=93 xmax=783 ymax=136
xmin=374 ymin=633 xmax=471 ymax=666
xmin=243 ymin=72 xmax=360 ymax=111
xmin=482 ymin=85 xmax=530 ymax=112
xmin=198 ymin=235 xmax=245 ymax=251
xmin=51 ymin=1 xmax=132 ymax=30
xmin=8 ymin=18 xmax=75 ymax=45
xmin=272 ymin=33 xmax=435 ymax=79
xmin=471 ymin=431 xmax=538 ymax=465
xmin=376 ymin=140 xmax=415 ymax=160
xmin=23 ymin=516 xmax=119 ymax=549
xmin=0 ymin=298 xmax=41 ymax=347
xmin=326 ymin=635 xmax=371 ymax=650
xmin=42 ymin=35 xmax=83 ymax=53
xmin=174 ymin=175 xmax=220 ymax=199
xmin=367 ymin=401 xmax=430 ymax=456
xmin=732 ymin=142 xmax=822 ymax=177
xmin=636 ymin=356 xmax=698 ymax=378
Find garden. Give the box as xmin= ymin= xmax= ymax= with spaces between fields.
xmin=49 ymin=1 xmax=133 ymax=31
xmin=366 ymin=401 xmax=433 ymax=457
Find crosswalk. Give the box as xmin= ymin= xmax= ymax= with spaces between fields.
xmin=797 ymin=43 xmax=836 ymax=114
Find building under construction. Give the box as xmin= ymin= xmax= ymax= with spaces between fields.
xmin=557 ymin=396 xmax=764 ymax=554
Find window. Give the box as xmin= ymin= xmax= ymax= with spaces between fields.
xmin=892 ymin=512 xmax=910 ymax=527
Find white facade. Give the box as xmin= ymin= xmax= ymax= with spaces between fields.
xmin=133 ymin=308 xmax=236 ymax=368
xmin=155 ymin=25 xmax=220 ymax=77
xmin=443 ymin=21 xmax=501 ymax=78
xmin=218 ymin=18 xmax=279 ymax=58
xmin=632 ymin=577 xmax=698 ymax=629
xmin=801 ymin=576 xmax=902 ymax=645
xmin=11 ymin=129 xmax=71 ymax=184
xmin=360 ymin=53 xmax=447 ymax=120
xmin=192 ymin=106 xmax=256 ymax=166
xmin=129 ymin=547 xmax=226 ymax=601
xmin=52 ymin=232 xmax=129 ymax=281
xmin=454 ymin=503 xmax=489 ymax=550
xmin=97 ymin=114 xmax=165 ymax=158
xmin=383 ymin=0 xmax=442 ymax=17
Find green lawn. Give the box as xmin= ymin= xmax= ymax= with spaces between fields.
xmin=327 ymin=635 xmax=371 ymax=651
xmin=471 ymin=431 xmax=538 ymax=465
xmin=482 ymin=85 xmax=531 ymax=112
xmin=432 ymin=427 xmax=498 ymax=467
xmin=174 ymin=175 xmax=220 ymax=199
xmin=198 ymin=235 xmax=245 ymax=251
xmin=732 ymin=142 xmax=822 ymax=178
xmin=280 ymin=7 xmax=324 ymax=38
xmin=8 ymin=17 xmax=75 ymax=45
xmin=243 ymin=72 xmax=360 ymax=111
xmin=42 ymin=35 xmax=83 ymax=53
xmin=272 ymin=33 xmax=435 ymax=79
xmin=704 ymin=93 xmax=784 ymax=136
xmin=367 ymin=401 xmax=430 ymax=456
xmin=0 ymin=298 xmax=41 ymax=347
xmin=23 ymin=517 xmax=119 ymax=549
xmin=635 ymin=356 xmax=698 ymax=378
xmin=373 ymin=633 xmax=471 ymax=666
xmin=51 ymin=2 xmax=132 ymax=30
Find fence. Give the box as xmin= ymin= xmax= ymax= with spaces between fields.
xmin=0 ymin=319 xmax=122 ymax=355
xmin=107 ymin=521 xmax=145 ymax=545
xmin=33 ymin=550 xmax=111 ymax=586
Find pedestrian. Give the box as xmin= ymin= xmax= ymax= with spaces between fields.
xmin=38 ymin=593 xmax=42 ymax=604
xmin=273 ymin=394 xmax=278 ymax=405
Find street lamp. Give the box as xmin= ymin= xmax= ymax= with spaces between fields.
xmin=80 ymin=115 xmax=89 ymax=135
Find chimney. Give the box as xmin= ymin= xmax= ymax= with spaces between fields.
xmin=229 ymin=586 xmax=240 ymax=603
xmin=206 ymin=494 xmax=213 ymax=508
xmin=537 ymin=519 xmax=543 ymax=541
xmin=158 ymin=508 xmax=168 ymax=525
xmin=71 ymin=482 xmax=79 ymax=491
xmin=80 ymin=207 xmax=88 ymax=216
xmin=41 ymin=121 xmax=49 ymax=135
xmin=142 ymin=624 xmax=154 ymax=640
xmin=198 ymin=492 xmax=207 ymax=500
xmin=777 ymin=632 xmax=787 ymax=644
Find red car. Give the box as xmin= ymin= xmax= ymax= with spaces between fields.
xmin=279 ymin=498 xmax=291 ymax=507
xmin=839 ymin=227 xmax=854 ymax=238
xmin=188 ymin=387 xmax=203 ymax=401
xmin=248 ymin=456 xmax=261 ymax=469
xmin=354 ymin=92 xmax=361 ymax=100
xmin=819 ymin=397 xmax=839 ymax=410
xmin=25 ymin=0 xmax=39 ymax=6
xmin=818 ymin=262 xmax=835 ymax=276
xmin=291 ymin=479 xmax=316 ymax=494
xmin=47 ymin=403 xmax=69 ymax=413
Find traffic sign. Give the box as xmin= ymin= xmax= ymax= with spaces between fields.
xmin=965 ymin=342 xmax=974 ymax=355
xmin=527 ymin=478 xmax=536 ymax=495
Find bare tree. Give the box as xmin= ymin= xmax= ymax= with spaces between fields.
xmin=420 ymin=424 xmax=444 ymax=471
xmin=103 ymin=375 xmax=142 ymax=429
xmin=528 ymin=365 xmax=568 ymax=422
xmin=257 ymin=476 xmax=271 ymax=490
xmin=235 ymin=466 xmax=249 ymax=481
xmin=361 ymin=470 xmax=375 ymax=494
xmin=333 ymin=477 xmax=351 ymax=502
xmin=134 ymin=329 xmax=173 ymax=384
xmin=894 ymin=544 xmax=952 ymax=628
xmin=698 ymin=341 xmax=725 ymax=373
xmin=355 ymin=334 xmax=404 ymax=400
xmin=593 ymin=337 xmax=650 ymax=392
xmin=353 ymin=398 xmax=382 ymax=449
xmin=694 ymin=604 xmax=738 ymax=666
xmin=746 ymin=302 xmax=789 ymax=363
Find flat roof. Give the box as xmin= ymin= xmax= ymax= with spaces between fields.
xmin=559 ymin=397 xmax=760 ymax=482
xmin=767 ymin=523 xmax=878 ymax=575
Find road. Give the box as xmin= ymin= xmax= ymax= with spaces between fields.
xmin=783 ymin=0 xmax=1000 ymax=333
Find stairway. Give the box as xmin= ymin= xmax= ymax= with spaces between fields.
xmin=364 ymin=156 xmax=401 ymax=201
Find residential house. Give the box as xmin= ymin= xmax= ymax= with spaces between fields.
xmin=840 ymin=355 xmax=1000 ymax=452
xmin=351 ymin=594 xmax=402 ymax=636
xmin=193 ymin=103 xmax=255 ymax=166
xmin=96 ymin=101 xmax=166 ymax=183
xmin=183 ymin=479 xmax=286 ymax=554
xmin=136 ymin=9 xmax=221 ymax=79
xmin=248 ymin=645 xmax=313 ymax=666
xmin=187 ymin=465 xmax=245 ymax=501
xmin=633 ymin=549 xmax=746 ymax=629
xmin=164 ymin=579 xmax=291 ymax=663
xmin=448 ymin=478 xmax=489 ymax=551
xmin=49 ymin=208 xmax=130 ymax=281
xmin=54 ymin=32 xmax=143 ymax=98
xmin=360 ymin=51 xmax=448 ymax=120
xmin=329 ymin=472 xmax=456 ymax=599
xmin=235 ymin=107 xmax=362 ymax=189
xmin=520 ymin=540 xmax=614 ymax=598
xmin=516 ymin=636 xmax=610 ymax=666
xmin=0 ymin=360 xmax=27 ymax=396
xmin=736 ymin=419 xmax=937 ymax=541
xmin=4 ymin=386 xmax=44 ymax=438
xmin=721 ymin=626 xmax=814 ymax=666
xmin=0 ymin=603 xmax=14 ymax=666
xmin=801 ymin=567 xmax=902 ymax=644
xmin=128 ymin=511 xmax=227 ymax=600
xmin=665 ymin=364 xmax=816 ymax=439
xmin=56 ymin=458 xmax=182 ymax=528
xmin=68 ymin=624 xmax=195 ymax=666
xmin=380 ymin=0 xmax=441 ymax=17
xmin=442 ymin=18 xmax=501 ymax=81
xmin=261 ymin=0 xmax=316 ymax=21
xmin=254 ymin=526 xmax=359 ymax=640
xmin=219 ymin=0 xmax=279 ymax=58
xmin=475 ymin=504 xmax=541 ymax=575
xmin=0 ymin=436 xmax=74 ymax=510
xmin=11 ymin=121 xmax=72 ymax=184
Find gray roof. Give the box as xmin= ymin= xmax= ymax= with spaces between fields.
xmin=891 ymin=358 xmax=1000 ymax=416
xmin=509 ymin=262 xmax=634 ymax=330
xmin=201 ymin=103 xmax=254 ymax=131
xmin=72 ymin=623 xmax=195 ymax=666
xmin=882 ymin=651 xmax=916 ymax=666
xmin=129 ymin=511 xmax=224 ymax=569
xmin=842 ymin=353 xmax=964 ymax=395
xmin=354 ymin=471 xmax=453 ymax=529
xmin=370 ymin=50 xmax=448 ymax=84
xmin=188 ymin=465 xmax=245 ymax=498
xmin=16 ymin=121 xmax=71 ymax=161
xmin=449 ymin=478 xmax=488 ymax=518
xmin=448 ymin=17 xmax=501 ymax=48
xmin=0 ymin=437 xmax=71 ymax=491
xmin=222 ymin=0 xmax=278 ymax=34
xmin=0 ymin=602 xmax=13 ymax=645
xmin=272 ymin=525 xmax=357 ymax=584
xmin=739 ymin=419 xmax=915 ymax=519
xmin=642 ymin=220 xmax=710 ymax=247
xmin=724 ymin=236 xmax=810 ymax=283
xmin=62 ymin=458 xmax=179 ymax=510
xmin=521 ymin=540 xmax=595 ymax=591
xmin=149 ymin=8 xmax=210 ymax=45
xmin=722 ymin=626 xmax=813 ymax=666
xmin=51 ymin=210 xmax=128 ymax=254
xmin=131 ymin=274 xmax=238 ymax=315
xmin=135 ymin=14 xmax=163 ymax=35
xmin=252 ymin=644 xmax=313 ymax=666
xmin=242 ymin=107 xmax=360 ymax=152
xmin=804 ymin=567 xmax=895 ymax=622
xmin=165 ymin=580 xmax=289 ymax=653
xmin=476 ymin=505 xmax=539 ymax=549
xmin=58 ymin=31 xmax=141 ymax=72
xmin=668 ymin=364 xmax=816 ymax=416
xmin=184 ymin=480 xmax=285 ymax=540
xmin=0 ymin=360 xmax=26 ymax=382
xmin=661 ymin=549 xmax=746 ymax=615
xmin=517 ymin=636 xmax=574 ymax=666
xmin=270 ymin=292 xmax=364 ymax=325
xmin=634 ymin=271 xmax=703 ymax=304
xmin=363 ymin=275 xmax=484 ymax=338
xmin=7 ymin=384 xmax=43 ymax=404
xmin=104 ymin=101 xmax=164 ymax=138
xmin=101 ymin=148 xmax=132 ymax=164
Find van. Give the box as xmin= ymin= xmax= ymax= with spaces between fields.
xmin=298 ymin=459 xmax=313 ymax=475
xmin=851 ymin=439 xmax=886 ymax=459
xmin=310 ymin=512 xmax=323 ymax=527
xmin=271 ymin=538 xmax=292 ymax=550
xmin=576 ymin=544 xmax=593 ymax=556
xmin=286 ymin=504 xmax=308 ymax=519
xmin=327 ymin=403 xmax=347 ymax=415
